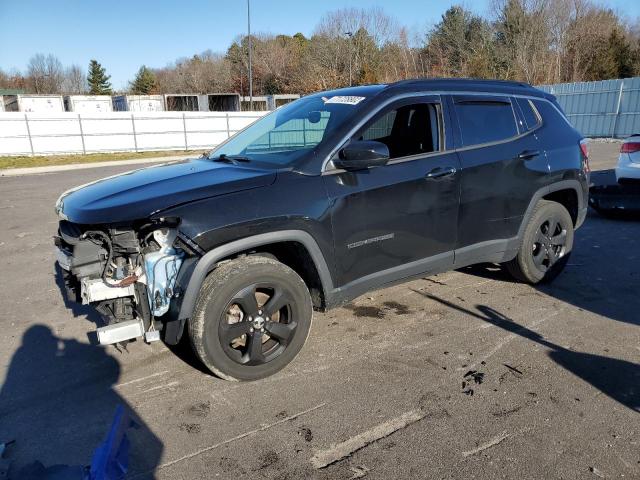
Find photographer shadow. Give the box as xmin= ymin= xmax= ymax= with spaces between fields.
xmin=0 ymin=325 xmax=163 ymax=478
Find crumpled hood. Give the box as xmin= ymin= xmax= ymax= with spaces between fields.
xmin=57 ymin=158 xmax=277 ymax=224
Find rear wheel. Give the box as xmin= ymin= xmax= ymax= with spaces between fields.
xmin=504 ymin=200 xmax=574 ymax=284
xmin=189 ymin=256 xmax=313 ymax=381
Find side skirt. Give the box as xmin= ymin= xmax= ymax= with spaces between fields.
xmin=326 ymin=251 xmax=454 ymax=309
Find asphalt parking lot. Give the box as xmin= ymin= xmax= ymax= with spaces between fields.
xmin=0 ymin=141 xmax=638 ymax=479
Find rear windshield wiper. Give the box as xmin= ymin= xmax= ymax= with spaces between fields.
xmin=209 ymin=154 xmax=251 ymax=165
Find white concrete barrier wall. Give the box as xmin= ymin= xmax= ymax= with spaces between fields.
xmin=0 ymin=111 xmax=268 ymax=156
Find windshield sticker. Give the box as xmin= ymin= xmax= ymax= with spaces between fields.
xmin=322 ymin=95 xmax=365 ymax=105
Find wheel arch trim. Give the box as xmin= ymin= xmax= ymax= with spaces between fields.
xmin=492 ymin=179 xmax=585 ymax=261
xmin=516 ymin=179 xmax=585 ymax=242
xmin=176 ymin=230 xmax=334 ymax=324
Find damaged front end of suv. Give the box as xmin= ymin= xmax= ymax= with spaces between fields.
xmin=55 ymin=214 xmax=191 ymax=345
xmin=53 ymin=157 xmax=277 ymax=347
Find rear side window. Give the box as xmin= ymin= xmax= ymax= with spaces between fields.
xmin=515 ymin=98 xmax=541 ymax=131
xmin=453 ymin=97 xmax=518 ymax=146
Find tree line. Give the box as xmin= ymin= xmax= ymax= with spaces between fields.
xmin=2 ymin=0 xmax=639 ymax=96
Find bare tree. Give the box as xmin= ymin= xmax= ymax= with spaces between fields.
xmin=153 ymin=50 xmax=233 ymax=94
xmin=62 ymin=64 xmax=86 ymax=93
xmin=26 ymin=53 xmax=64 ymax=94
xmin=13 ymin=3 xmax=637 ymax=98
xmin=312 ymin=7 xmax=400 ymax=87
xmin=564 ymin=4 xmax=621 ymax=81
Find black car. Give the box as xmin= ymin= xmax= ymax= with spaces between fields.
xmin=55 ymin=78 xmax=589 ymax=381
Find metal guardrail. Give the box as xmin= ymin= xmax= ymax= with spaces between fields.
xmin=0 ymin=112 xmax=265 ymax=156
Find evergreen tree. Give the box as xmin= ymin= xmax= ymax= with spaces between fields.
xmin=427 ymin=6 xmax=493 ymax=78
xmin=87 ymin=59 xmax=112 ymax=95
xmin=607 ymin=29 xmax=634 ymax=78
xmin=586 ymin=28 xmax=634 ymax=80
xmin=130 ymin=65 xmax=157 ymax=94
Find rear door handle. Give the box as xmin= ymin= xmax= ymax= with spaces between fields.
xmin=517 ymin=150 xmax=540 ymax=160
xmin=425 ymin=166 xmax=457 ymax=179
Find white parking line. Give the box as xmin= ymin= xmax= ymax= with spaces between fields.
xmin=115 ymin=370 xmax=170 ymax=388
xmin=310 ymin=409 xmax=426 ymax=469
xmin=133 ymin=402 xmax=328 ymax=477
xmin=462 ymin=430 xmax=512 ymax=457
xmin=140 ymin=381 xmax=180 ymax=394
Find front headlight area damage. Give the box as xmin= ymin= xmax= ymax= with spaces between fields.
xmin=55 ymin=218 xmax=194 ymax=346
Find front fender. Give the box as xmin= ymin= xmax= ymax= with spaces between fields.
xmin=163 ymin=230 xmax=334 ymax=345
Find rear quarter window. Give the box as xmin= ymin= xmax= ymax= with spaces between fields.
xmin=532 ymin=98 xmax=570 ymax=127
xmin=454 ymin=98 xmax=518 ymax=146
xmin=515 ymin=98 xmax=541 ymax=131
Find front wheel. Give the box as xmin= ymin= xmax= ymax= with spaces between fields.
xmin=189 ymin=256 xmax=313 ymax=381
xmin=504 ymin=200 xmax=574 ymax=284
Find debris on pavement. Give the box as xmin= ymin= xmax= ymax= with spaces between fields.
xmin=298 ymin=427 xmax=313 ymax=442
xmin=462 ymin=370 xmax=485 ymax=395
xmin=350 ymin=464 xmax=370 ymax=478
xmin=503 ymin=364 xmax=523 ymax=376
xmin=258 ymin=450 xmax=279 ymax=469
xmin=179 ymin=423 xmax=202 ymax=434
xmin=463 ymin=370 xmax=484 ymax=384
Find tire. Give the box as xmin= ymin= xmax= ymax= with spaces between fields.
xmin=189 ymin=255 xmax=313 ymax=381
xmin=504 ymin=200 xmax=574 ymax=284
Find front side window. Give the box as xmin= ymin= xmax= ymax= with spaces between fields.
xmin=356 ymin=102 xmax=440 ymax=159
xmin=454 ymin=97 xmax=518 ymax=147
xmin=210 ymin=93 xmax=375 ymax=167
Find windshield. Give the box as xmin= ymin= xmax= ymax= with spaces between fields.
xmin=209 ymin=94 xmax=368 ymax=167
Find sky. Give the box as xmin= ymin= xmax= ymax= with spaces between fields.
xmin=1 ymin=0 xmax=638 ymax=90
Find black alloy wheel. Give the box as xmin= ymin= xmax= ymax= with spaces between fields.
xmin=190 ymin=256 xmax=313 ymax=381
xmin=531 ymin=216 xmax=568 ymax=272
xmin=504 ymin=200 xmax=574 ymax=284
xmin=219 ymin=283 xmax=297 ymax=366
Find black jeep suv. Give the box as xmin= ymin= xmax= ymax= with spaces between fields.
xmin=55 ymin=79 xmax=589 ymax=380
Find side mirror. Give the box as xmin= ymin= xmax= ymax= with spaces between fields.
xmin=333 ymin=140 xmax=390 ymax=171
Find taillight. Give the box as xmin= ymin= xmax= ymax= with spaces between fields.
xmin=579 ymin=140 xmax=590 ymax=173
xmin=621 ymin=142 xmax=640 ymax=154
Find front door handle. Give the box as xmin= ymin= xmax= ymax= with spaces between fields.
xmin=425 ymin=166 xmax=457 ymax=179
xmin=517 ymin=150 xmax=540 ymax=160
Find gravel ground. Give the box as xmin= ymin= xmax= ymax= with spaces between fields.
xmin=0 ymin=142 xmax=638 ymax=479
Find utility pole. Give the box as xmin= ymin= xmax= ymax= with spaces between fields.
xmin=247 ymin=0 xmax=253 ymax=110
xmin=344 ymin=31 xmax=353 ymax=87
